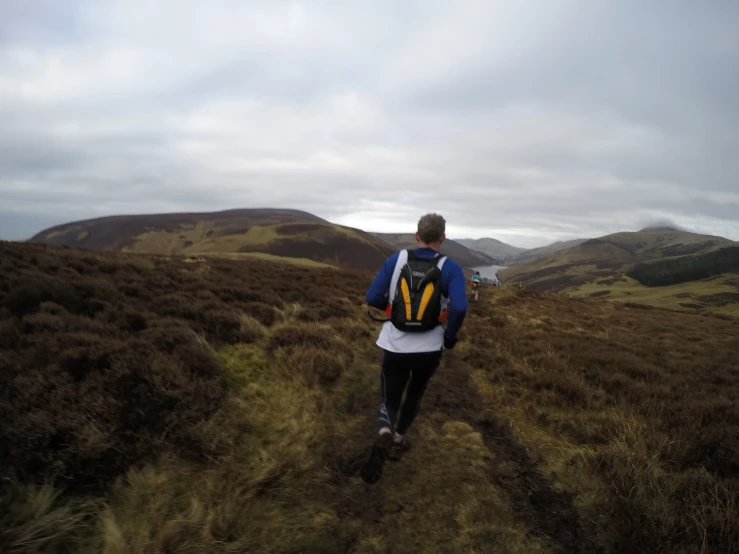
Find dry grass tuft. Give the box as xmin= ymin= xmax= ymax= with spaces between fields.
xmin=238 ymin=312 xmax=267 ymax=342
xmin=0 ymin=484 xmax=101 ymax=553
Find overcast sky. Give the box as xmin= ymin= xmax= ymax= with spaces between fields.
xmin=1 ymin=1 xmax=738 ymax=248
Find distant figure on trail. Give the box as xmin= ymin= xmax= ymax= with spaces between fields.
xmin=362 ymin=213 xmax=468 ymax=484
xmin=518 ymin=281 xmax=522 ymax=290
xmin=471 ymin=271 xmax=483 ymax=302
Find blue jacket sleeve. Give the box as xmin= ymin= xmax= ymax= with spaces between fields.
xmin=366 ymin=253 xmax=399 ymax=310
xmin=444 ymin=262 xmax=468 ymax=340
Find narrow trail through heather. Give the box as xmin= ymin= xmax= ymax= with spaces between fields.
xmin=331 ymin=298 xmax=599 ymax=553
xmin=428 ymin=351 xmax=595 ymax=553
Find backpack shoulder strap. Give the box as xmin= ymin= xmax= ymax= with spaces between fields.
xmin=436 ymin=256 xmax=450 ymax=307
xmin=388 ymin=250 xmax=409 ymax=303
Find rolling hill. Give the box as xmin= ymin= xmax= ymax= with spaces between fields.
xmin=2 ymin=240 xmax=738 ymax=553
xmin=499 ymin=228 xmax=738 ymax=315
xmin=456 ymin=237 xmax=527 ymax=261
xmin=374 ymin=233 xmax=500 ymax=268
xmin=29 ymin=209 xmax=396 ymax=271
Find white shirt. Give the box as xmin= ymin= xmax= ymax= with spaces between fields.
xmin=376 ymin=321 xmax=445 ymax=353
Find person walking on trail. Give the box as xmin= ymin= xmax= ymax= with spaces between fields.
xmin=471 ymin=271 xmax=483 ymax=302
xmin=361 ymin=213 xmax=468 ymax=484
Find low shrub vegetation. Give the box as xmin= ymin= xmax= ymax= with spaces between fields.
xmin=1 ymin=241 xmax=738 ymax=553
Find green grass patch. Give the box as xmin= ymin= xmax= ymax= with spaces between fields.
xmin=200 ymin=251 xmax=336 ymax=268
xmin=573 ymin=275 xmax=739 ymax=316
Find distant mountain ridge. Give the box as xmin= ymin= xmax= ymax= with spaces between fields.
xmin=511 ymin=239 xmax=589 ymax=264
xmin=639 ymin=225 xmax=685 ymax=233
xmin=373 ymin=233 xmax=501 ymax=269
xmin=457 ymin=237 xmax=595 ymax=265
xmin=28 ymin=210 xmax=736 ymax=290
xmin=456 ymin=238 xmax=526 ymax=261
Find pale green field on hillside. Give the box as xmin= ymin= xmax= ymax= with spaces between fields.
xmin=571 ymin=275 xmax=739 ymax=316
xmin=123 ymin=224 xmax=285 ymax=255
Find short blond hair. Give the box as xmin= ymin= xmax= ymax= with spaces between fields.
xmin=417 ymin=213 xmax=446 ymax=244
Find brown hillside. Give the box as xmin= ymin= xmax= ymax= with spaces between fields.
xmin=29 ymin=209 xmax=324 ymax=250
xmin=500 ymin=229 xmax=735 ymax=292
xmin=375 ymin=232 xmax=500 ymax=268
xmin=29 ymin=209 xmax=395 ymax=271
xmin=498 ymin=229 xmax=739 ymax=316
xmin=511 ymin=238 xmax=589 ymax=264
xmin=1 ymin=242 xmax=739 ymax=553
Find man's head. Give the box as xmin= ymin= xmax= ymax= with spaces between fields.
xmin=476 ymin=271 xmax=480 ymax=276
xmin=416 ymin=213 xmax=446 ymax=249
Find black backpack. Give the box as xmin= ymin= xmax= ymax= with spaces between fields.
xmin=390 ymin=250 xmax=447 ymax=332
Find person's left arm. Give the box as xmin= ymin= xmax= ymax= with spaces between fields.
xmin=444 ymin=262 xmax=468 ymax=340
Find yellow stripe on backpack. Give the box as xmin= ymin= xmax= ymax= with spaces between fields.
xmin=416 ymin=282 xmax=435 ymax=321
xmin=400 ymin=278 xmax=412 ymax=320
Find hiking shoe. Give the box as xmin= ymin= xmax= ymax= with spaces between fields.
xmin=360 ymin=432 xmax=394 ymax=484
xmin=388 ymin=436 xmax=410 ymax=461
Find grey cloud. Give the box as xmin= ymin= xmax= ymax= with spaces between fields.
xmin=1 ymin=0 xmax=738 ymax=247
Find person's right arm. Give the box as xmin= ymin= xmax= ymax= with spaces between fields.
xmin=365 ymin=253 xmax=399 ymax=311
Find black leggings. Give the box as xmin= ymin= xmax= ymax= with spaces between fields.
xmin=377 ymin=350 xmax=442 ymax=435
